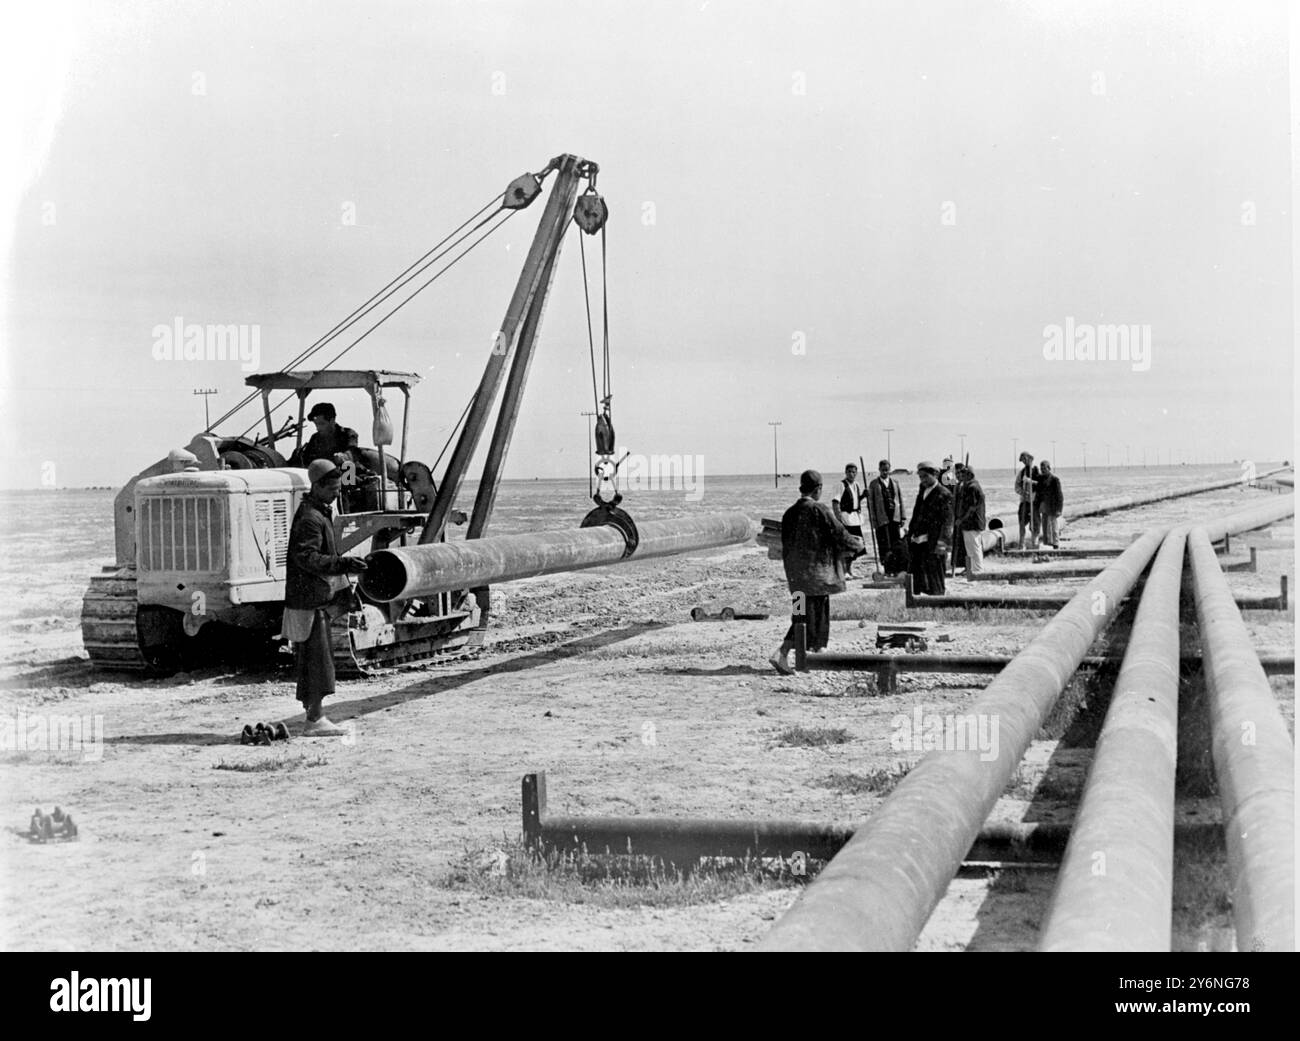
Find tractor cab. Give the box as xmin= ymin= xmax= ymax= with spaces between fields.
xmin=240 ymin=369 xmax=423 ymax=516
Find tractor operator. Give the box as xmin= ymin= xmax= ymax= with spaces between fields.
xmin=295 ymin=402 xmax=360 ymax=467
xmin=283 ymin=458 xmax=369 ymax=737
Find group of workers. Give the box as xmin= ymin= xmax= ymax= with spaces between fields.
xmin=769 ymin=452 xmax=1064 ymax=675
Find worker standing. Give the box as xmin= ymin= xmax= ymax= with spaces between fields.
xmin=283 ymin=459 xmax=369 ymax=736
xmin=769 ymin=469 xmax=864 ymax=674
xmin=867 ymin=459 xmax=907 ymax=575
xmin=834 ymin=463 xmax=866 ymax=578
xmin=906 ymin=461 xmax=954 ymax=595
xmin=954 ymin=464 xmax=988 ymax=576
xmin=1038 ymin=460 xmax=1064 ymax=548
xmin=1015 ymin=451 xmax=1039 ymax=549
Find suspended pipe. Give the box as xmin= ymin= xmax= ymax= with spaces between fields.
xmin=1037 ymin=529 xmax=1186 ymax=951
xmin=1187 ymin=525 xmax=1295 ymax=952
xmin=360 ymin=512 xmax=754 ymax=601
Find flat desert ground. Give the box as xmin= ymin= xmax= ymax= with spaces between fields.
xmin=0 ymin=472 xmax=1293 ymax=951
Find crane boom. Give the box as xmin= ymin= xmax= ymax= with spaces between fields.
xmin=419 ymin=153 xmax=595 ymax=545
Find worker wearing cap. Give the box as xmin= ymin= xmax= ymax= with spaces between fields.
xmin=906 ymin=461 xmax=954 ymax=595
xmin=954 ymin=464 xmax=988 ymax=576
xmin=768 ymin=469 xmax=864 ymax=674
xmin=1015 ymin=451 xmax=1039 ymax=549
xmin=283 ymin=458 xmax=369 ymax=736
xmin=296 ymin=402 xmax=360 ymax=467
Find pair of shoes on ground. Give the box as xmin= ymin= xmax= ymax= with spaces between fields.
xmin=240 ymin=722 xmax=289 ymax=745
xmin=301 ymin=716 xmax=347 ymax=738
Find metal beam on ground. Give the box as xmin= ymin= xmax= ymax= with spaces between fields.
xmin=902 ymin=572 xmax=1287 ymax=612
xmin=519 ymin=774 xmax=1222 ymax=867
xmin=969 ymin=547 xmax=1256 ymax=582
xmin=800 ymin=649 xmax=1294 ymax=692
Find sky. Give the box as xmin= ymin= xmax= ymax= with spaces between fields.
xmin=0 ymin=0 xmax=1294 ymax=489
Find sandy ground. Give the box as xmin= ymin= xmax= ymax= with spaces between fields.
xmin=0 ymin=484 xmax=1293 ymax=951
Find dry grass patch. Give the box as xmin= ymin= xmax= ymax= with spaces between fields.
xmin=445 ymin=838 xmax=812 ymax=909
xmin=814 ymin=763 xmax=911 ymax=795
xmin=774 ymin=726 xmax=852 ymax=748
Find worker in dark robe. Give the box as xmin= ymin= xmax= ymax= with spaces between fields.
xmin=906 ymin=461 xmax=954 ymax=596
xmin=768 ymin=469 xmax=864 ymax=674
xmin=282 ymin=458 xmax=368 ymax=736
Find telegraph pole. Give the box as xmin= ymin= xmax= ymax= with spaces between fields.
xmin=958 ymin=433 xmax=966 ymax=463
xmin=1050 ymin=440 xmax=1057 ymax=468
xmin=768 ymin=421 xmax=782 ymax=489
xmin=883 ymin=428 xmax=894 ymax=464
xmin=194 ymin=388 xmax=217 ymax=431
xmin=1082 ymin=442 xmax=1088 ymax=472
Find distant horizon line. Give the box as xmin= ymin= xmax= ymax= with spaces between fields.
xmin=0 ymin=460 xmax=1280 ymax=493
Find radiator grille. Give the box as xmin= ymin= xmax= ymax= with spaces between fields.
xmin=139 ymin=496 xmax=225 ymax=572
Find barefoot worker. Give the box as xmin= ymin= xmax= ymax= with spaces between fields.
xmin=769 ymin=469 xmax=864 ymax=674
xmin=283 ymin=458 xmax=369 ymax=736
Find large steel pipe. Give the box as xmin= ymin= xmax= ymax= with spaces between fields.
xmin=1192 ymin=494 xmax=1293 ymax=543
xmin=759 ymin=527 xmax=1169 ymax=951
xmin=1038 ymin=529 xmax=1186 ymax=951
xmin=361 ymin=512 xmax=754 ymax=601
xmin=1068 ymin=467 xmax=1288 ymax=521
xmin=1187 ymin=526 xmax=1295 ymax=952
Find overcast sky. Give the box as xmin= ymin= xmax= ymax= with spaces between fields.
xmin=1 ymin=0 xmax=1293 ymax=488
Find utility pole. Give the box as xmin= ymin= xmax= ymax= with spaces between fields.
xmin=193 ymin=388 xmax=218 ymax=431
xmin=1050 ymin=440 xmax=1057 ymax=469
xmin=1082 ymin=442 xmax=1087 ymax=472
xmin=958 ymin=433 xmax=966 ymax=463
xmin=883 ymin=428 xmax=894 ymax=464
xmin=580 ymin=410 xmax=596 ymax=497
xmin=768 ymin=421 xmax=782 ymax=489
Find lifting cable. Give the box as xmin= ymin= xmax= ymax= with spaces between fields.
xmin=237 ymin=206 xmax=519 ymax=439
xmin=578 ymin=226 xmax=613 ymax=416
xmin=210 ymin=189 xmax=508 ymax=432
